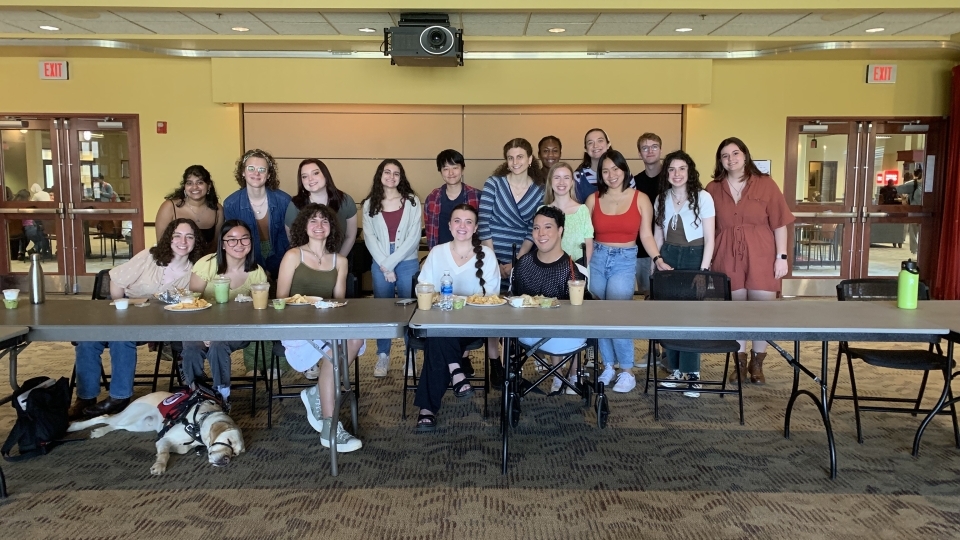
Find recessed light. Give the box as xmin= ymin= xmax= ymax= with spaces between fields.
xmin=675 ymin=27 xmax=693 ymax=33
xmin=19 ymin=129 xmax=27 ymax=134
xmin=358 ymin=27 xmax=376 ymax=33
xmin=865 ymin=27 xmax=885 ymax=33
xmin=548 ymin=27 xmax=566 ymax=33
xmin=39 ymin=25 xmax=59 ymax=31
xmin=231 ymin=27 xmax=249 ymax=32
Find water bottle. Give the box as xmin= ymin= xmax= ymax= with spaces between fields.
xmin=28 ymin=253 xmax=45 ymax=304
xmin=439 ymin=270 xmax=453 ymax=311
xmin=897 ymin=259 xmax=919 ymax=309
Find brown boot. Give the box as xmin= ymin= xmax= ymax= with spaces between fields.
xmin=729 ymin=352 xmax=748 ymax=383
xmin=748 ymin=351 xmax=767 ymax=384
xmin=68 ymin=398 xmax=97 ymax=421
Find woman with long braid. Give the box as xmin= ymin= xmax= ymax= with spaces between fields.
xmin=413 ymin=204 xmax=500 ymax=432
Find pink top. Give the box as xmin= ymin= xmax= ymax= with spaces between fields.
xmin=108 ymin=249 xmax=192 ymax=298
xmin=382 ymin=205 xmax=404 ymax=243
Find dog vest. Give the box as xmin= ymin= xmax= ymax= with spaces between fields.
xmin=156 ymin=384 xmax=225 ymax=443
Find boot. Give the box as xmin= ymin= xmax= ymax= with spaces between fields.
xmin=748 ymin=351 xmax=767 ymax=384
xmin=68 ymin=398 xmax=97 ymax=421
xmin=729 ymin=352 xmax=748 ymax=384
xmin=489 ymin=360 xmax=505 ymax=388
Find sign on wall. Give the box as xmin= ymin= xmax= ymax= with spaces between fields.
xmin=39 ymin=60 xmax=69 ymax=80
xmin=866 ymin=64 xmax=896 ymax=84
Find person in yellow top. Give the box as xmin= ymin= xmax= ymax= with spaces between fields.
xmin=183 ymin=219 xmax=267 ymax=407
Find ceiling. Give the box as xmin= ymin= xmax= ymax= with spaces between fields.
xmin=1 ymin=9 xmax=959 ymax=59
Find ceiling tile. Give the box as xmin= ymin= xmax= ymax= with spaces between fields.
xmin=389 ymin=12 xmax=459 ymax=26
xmin=261 ymin=21 xmax=338 ymax=35
xmin=461 ymin=13 xmax=528 ymax=24
xmin=526 ymin=22 xmax=592 ymax=36
xmin=710 ymin=13 xmax=806 ymax=36
xmin=834 ymin=12 xmax=947 ymax=35
xmin=588 ymin=22 xmax=660 ymax=36
xmin=463 ymin=23 xmax=526 ymax=36
xmin=184 ymin=11 xmax=261 ymax=23
xmin=648 ymin=13 xmax=736 ymax=36
xmin=124 ymin=21 xmax=216 ymax=35
xmin=254 ymin=11 xmax=326 ymax=23
xmin=0 ymin=10 xmax=93 ymax=33
xmin=50 ymin=12 xmax=153 ymax=34
xmin=112 ymin=11 xmax=194 ymax=22
xmin=594 ymin=13 xmax=668 ymax=24
xmin=0 ymin=20 xmax=30 ymax=32
xmin=185 ymin=12 xmax=276 ymax=35
xmin=528 ymin=13 xmax=597 ymax=24
xmin=772 ymin=13 xmax=877 ymax=36
xmin=895 ymin=12 xmax=960 ymax=35
xmin=322 ymin=12 xmax=394 ymax=24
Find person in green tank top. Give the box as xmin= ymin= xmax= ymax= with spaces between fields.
xmin=277 ymin=203 xmax=365 ymax=453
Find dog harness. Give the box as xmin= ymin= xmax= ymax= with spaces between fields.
xmin=156 ymin=385 xmax=234 ymax=454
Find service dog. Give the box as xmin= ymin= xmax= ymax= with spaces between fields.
xmin=68 ymin=390 xmax=245 ymax=475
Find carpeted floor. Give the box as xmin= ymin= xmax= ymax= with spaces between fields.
xmin=1 ymin=338 xmax=959 ymax=539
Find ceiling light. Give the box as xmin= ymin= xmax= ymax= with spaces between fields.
xmin=231 ymin=27 xmax=249 ymax=32
xmin=358 ymin=27 xmax=376 ymax=33
xmin=19 ymin=129 xmax=28 ymax=134
xmin=39 ymin=25 xmax=59 ymax=31
xmin=865 ymin=27 xmax=885 ymax=33
xmin=548 ymin=28 xmax=566 ymax=33
xmin=675 ymin=28 xmax=693 ymax=32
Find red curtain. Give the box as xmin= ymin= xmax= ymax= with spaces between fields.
xmin=934 ymin=65 xmax=960 ymax=300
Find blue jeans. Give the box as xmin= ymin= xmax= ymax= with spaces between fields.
xmin=372 ymin=243 xmax=418 ymax=355
xmin=75 ymin=341 xmax=138 ymax=400
xmin=660 ymin=243 xmax=706 ymax=373
xmin=590 ymin=244 xmax=638 ymax=369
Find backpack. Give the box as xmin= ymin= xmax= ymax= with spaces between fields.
xmin=2 ymin=376 xmax=72 ymax=461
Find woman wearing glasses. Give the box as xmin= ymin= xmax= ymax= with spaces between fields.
xmin=181 ymin=220 xmax=268 ymax=407
xmin=223 ymin=149 xmax=292 ymax=278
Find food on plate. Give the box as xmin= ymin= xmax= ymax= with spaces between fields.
xmin=169 ymin=298 xmax=211 ymax=310
xmin=286 ymin=294 xmax=315 ymax=305
xmin=466 ymin=294 xmax=506 ymax=305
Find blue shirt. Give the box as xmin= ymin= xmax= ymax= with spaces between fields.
xmin=223 ymin=187 xmax=292 ymax=277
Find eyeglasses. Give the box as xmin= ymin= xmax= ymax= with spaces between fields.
xmin=245 ymin=166 xmax=267 ymax=174
xmin=640 ymin=145 xmax=661 ymax=152
xmin=224 ymin=237 xmax=252 ymax=247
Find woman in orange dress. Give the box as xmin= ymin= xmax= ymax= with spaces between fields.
xmin=705 ymin=137 xmax=794 ymax=385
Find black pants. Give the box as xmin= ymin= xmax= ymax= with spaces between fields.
xmin=413 ymin=337 xmax=474 ymax=413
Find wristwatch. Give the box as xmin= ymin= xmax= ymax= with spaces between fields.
xmin=778 ymin=254 xmax=788 ymax=260
xmin=652 ymin=255 xmax=662 ymax=265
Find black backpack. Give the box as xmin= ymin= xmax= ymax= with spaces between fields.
xmin=2 ymin=376 xmax=72 ymax=461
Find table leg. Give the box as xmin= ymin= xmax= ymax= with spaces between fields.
xmin=779 ymin=340 xmax=838 ymax=479
xmin=329 ymin=339 xmax=343 ymax=477
xmin=913 ymin=339 xmax=956 ymax=456
xmin=0 ymin=340 xmax=27 ymax=406
xmin=501 ymin=337 xmax=511 ymax=475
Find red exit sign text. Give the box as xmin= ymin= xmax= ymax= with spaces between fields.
xmin=866 ymin=64 xmax=896 ymax=84
xmin=38 ymin=60 xmax=69 ymax=80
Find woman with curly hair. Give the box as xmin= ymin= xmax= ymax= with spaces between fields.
xmin=284 ymin=159 xmax=358 ymax=257
xmin=69 ymin=218 xmax=204 ymax=421
xmin=278 ymin=204 xmax=366 ymax=453
xmin=651 ymin=150 xmax=716 ymax=397
xmin=223 ymin=149 xmax=292 ymax=278
xmin=155 ymin=165 xmax=223 ymax=255
xmin=361 ymin=159 xmax=422 ymax=378
xmin=413 ymin=204 xmax=500 ymax=432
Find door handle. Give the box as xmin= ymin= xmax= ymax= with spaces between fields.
xmin=107 ymin=208 xmax=139 ymax=215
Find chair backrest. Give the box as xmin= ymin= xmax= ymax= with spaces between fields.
xmin=345 ymin=272 xmax=359 ymax=299
xmin=92 ymin=269 xmax=111 ymax=300
xmin=649 ymin=270 xmax=731 ymax=301
xmin=837 ymin=278 xmax=930 ymax=301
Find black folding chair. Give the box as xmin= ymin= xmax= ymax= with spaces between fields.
xmin=828 ymin=278 xmax=959 ymax=454
xmin=644 ymin=270 xmax=744 ymax=424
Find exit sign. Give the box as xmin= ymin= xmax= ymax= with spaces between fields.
xmin=866 ymin=64 xmax=896 ymax=84
xmin=39 ymin=60 xmax=69 ymax=80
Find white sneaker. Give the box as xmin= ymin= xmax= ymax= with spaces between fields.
xmin=683 ymin=373 xmax=701 ymax=398
xmin=612 ymin=372 xmax=637 ymax=393
xmin=565 ymin=375 xmax=579 ymax=395
xmin=598 ymin=365 xmax=616 ymax=386
xmin=374 ymin=353 xmax=390 ymax=378
xmin=550 ymin=376 xmax=563 ymax=394
xmin=661 ymin=369 xmax=684 ymax=388
xmin=303 ymin=363 xmax=319 ymax=380
xmin=300 ymin=386 xmax=323 ymax=433
xmin=320 ymin=418 xmax=363 ymax=452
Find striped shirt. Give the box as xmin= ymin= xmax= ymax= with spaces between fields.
xmin=478 ymin=175 xmax=544 ymax=264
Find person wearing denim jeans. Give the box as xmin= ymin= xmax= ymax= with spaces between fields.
xmin=585 ymin=149 xmax=660 ymax=394
xmin=371 ymin=243 xmax=418 ymax=357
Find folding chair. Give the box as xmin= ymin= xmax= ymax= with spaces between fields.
xmin=644 ymin=270 xmax=744 ymax=424
xmin=828 ymin=278 xmax=959 ymax=454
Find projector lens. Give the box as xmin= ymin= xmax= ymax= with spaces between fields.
xmin=420 ymin=25 xmax=454 ymax=55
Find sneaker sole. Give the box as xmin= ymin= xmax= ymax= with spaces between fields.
xmin=319 ymin=438 xmax=363 ymax=452
xmin=300 ymin=390 xmax=323 ymax=433
xmin=683 ymin=392 xmax=701 ymax=398
xmin=373 ymin=369 xmax=388 ymax=378
xmin=612 ymin=384 xmax=636 ymax=393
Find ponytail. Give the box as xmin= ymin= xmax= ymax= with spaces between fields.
xmin=472 ymin=233 xmax=486 ymax=296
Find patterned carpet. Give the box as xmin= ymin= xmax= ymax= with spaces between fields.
xmin=1 ymin=338 xmax=960 ymax=539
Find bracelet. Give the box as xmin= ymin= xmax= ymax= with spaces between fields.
xmin=652 ymin=255 xmax=662 ymax=264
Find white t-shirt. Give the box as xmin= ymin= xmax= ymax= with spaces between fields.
xmin=654 ymin=190 xmax=716 ymax=243
xmin=418 ymin=242 xmax=501 ymax=297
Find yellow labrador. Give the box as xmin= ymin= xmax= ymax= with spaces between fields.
xmin=68 ymin=391 xmax=245 ymax=475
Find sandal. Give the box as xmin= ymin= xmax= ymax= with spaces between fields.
xmin=416 ymin=413 xmax=437 ymax=433
xmin=450 ymin=367 xmax=475 ymax=398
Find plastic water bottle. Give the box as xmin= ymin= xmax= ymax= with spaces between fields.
xmin=439 ymin=271 xmax=453 ymax=311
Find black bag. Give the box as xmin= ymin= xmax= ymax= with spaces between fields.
xmin=2 ymin=376 xmax=72 ymax=461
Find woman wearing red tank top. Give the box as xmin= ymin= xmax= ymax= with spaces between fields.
xmin=585 ymin=149 xmax=661 ymax=394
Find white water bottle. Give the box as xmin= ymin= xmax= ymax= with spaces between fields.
xmin=439 ymin=271 xmax=453 ymax=311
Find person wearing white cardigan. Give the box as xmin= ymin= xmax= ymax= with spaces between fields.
xmin=361 ymin=159 xmax=423 ymax=377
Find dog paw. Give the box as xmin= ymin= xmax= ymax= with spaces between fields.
xmin=150 ymin=463 xmax=166 ymax=475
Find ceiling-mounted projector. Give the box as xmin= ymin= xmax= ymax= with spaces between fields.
xmin=383 ymin=13 xmax=463 ymax=67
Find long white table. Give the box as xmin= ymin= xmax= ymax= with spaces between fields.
xmin=1 ymin=298 xmax=414 ymax=476
xmin=410 ymin=299 xmax=953 ymax=477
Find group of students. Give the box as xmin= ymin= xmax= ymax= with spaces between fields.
xmin=67 ymin=127 xmax=794 ymax=450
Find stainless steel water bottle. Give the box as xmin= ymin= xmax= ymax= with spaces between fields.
xmin=28 ymin=253 xmax=45 ymax=304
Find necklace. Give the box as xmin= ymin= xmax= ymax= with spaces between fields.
xmin=452 ymin=244 xmax=473 ymax=261
xmin=304 ymin=244 xmax=326 ymax=266
xmin=728 ymin=178 xmax=746 ymax=200
xmin=251 ymin=198 xmax=268 ymax=217
xmin=669 ymin=190 xmax=687 ymax=231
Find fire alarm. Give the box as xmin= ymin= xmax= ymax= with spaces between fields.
xmin=156 ymin=121 xmax=167 ymax=134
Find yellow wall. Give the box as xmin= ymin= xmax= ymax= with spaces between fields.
xmin=685 ymin=59 xmax=955 ymax=184
xmin=0 ymin=56 xmax=241 ymax=244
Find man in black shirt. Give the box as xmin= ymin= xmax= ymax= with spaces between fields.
xmin=634 ymin=132 xmax=664 ymax=296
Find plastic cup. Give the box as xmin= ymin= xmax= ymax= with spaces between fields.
xmin=453 ymin=297 xmax=466 ymax=310
xmin=568 ymin=280 xmax=586 ymax=306
xmin=540 ymin=297 xmax=554 ymax=308
xmin=510 ymin=297 xmax=524 ymax=308
xmin=3 ymin=299 xmax=17 ymax=309
xmin=415 ymin=283 xmax=435 ymax=311
xmin=114 ymin=299 xmax=129 ymax=310
xmin=3 ymin=289 xmax=19 ymax=301
xmin=179 ymin=295 xmax=195 ymax=305
xmin=272 ymin=298 xmax=286 ymax=310
xmin=212 ymin=276 xmax=231 ymax=304
xmin=251 ymin=283 xmax=270 ymax=310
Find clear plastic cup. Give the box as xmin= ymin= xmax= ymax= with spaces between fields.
xmin=568 ymin=280 xmax=586 ymax=306
xmin=251 ymin=283 xmax=270 ymax=310
xmin=212 ymin=276 xmax=231 ymax=304
xmin=114 ymin=299 xmax=130 ymax=310
xmin=415 ymin=283 xmax=435 ymax=310
xmin=3 ymin=289 xmax=19 ymax=301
